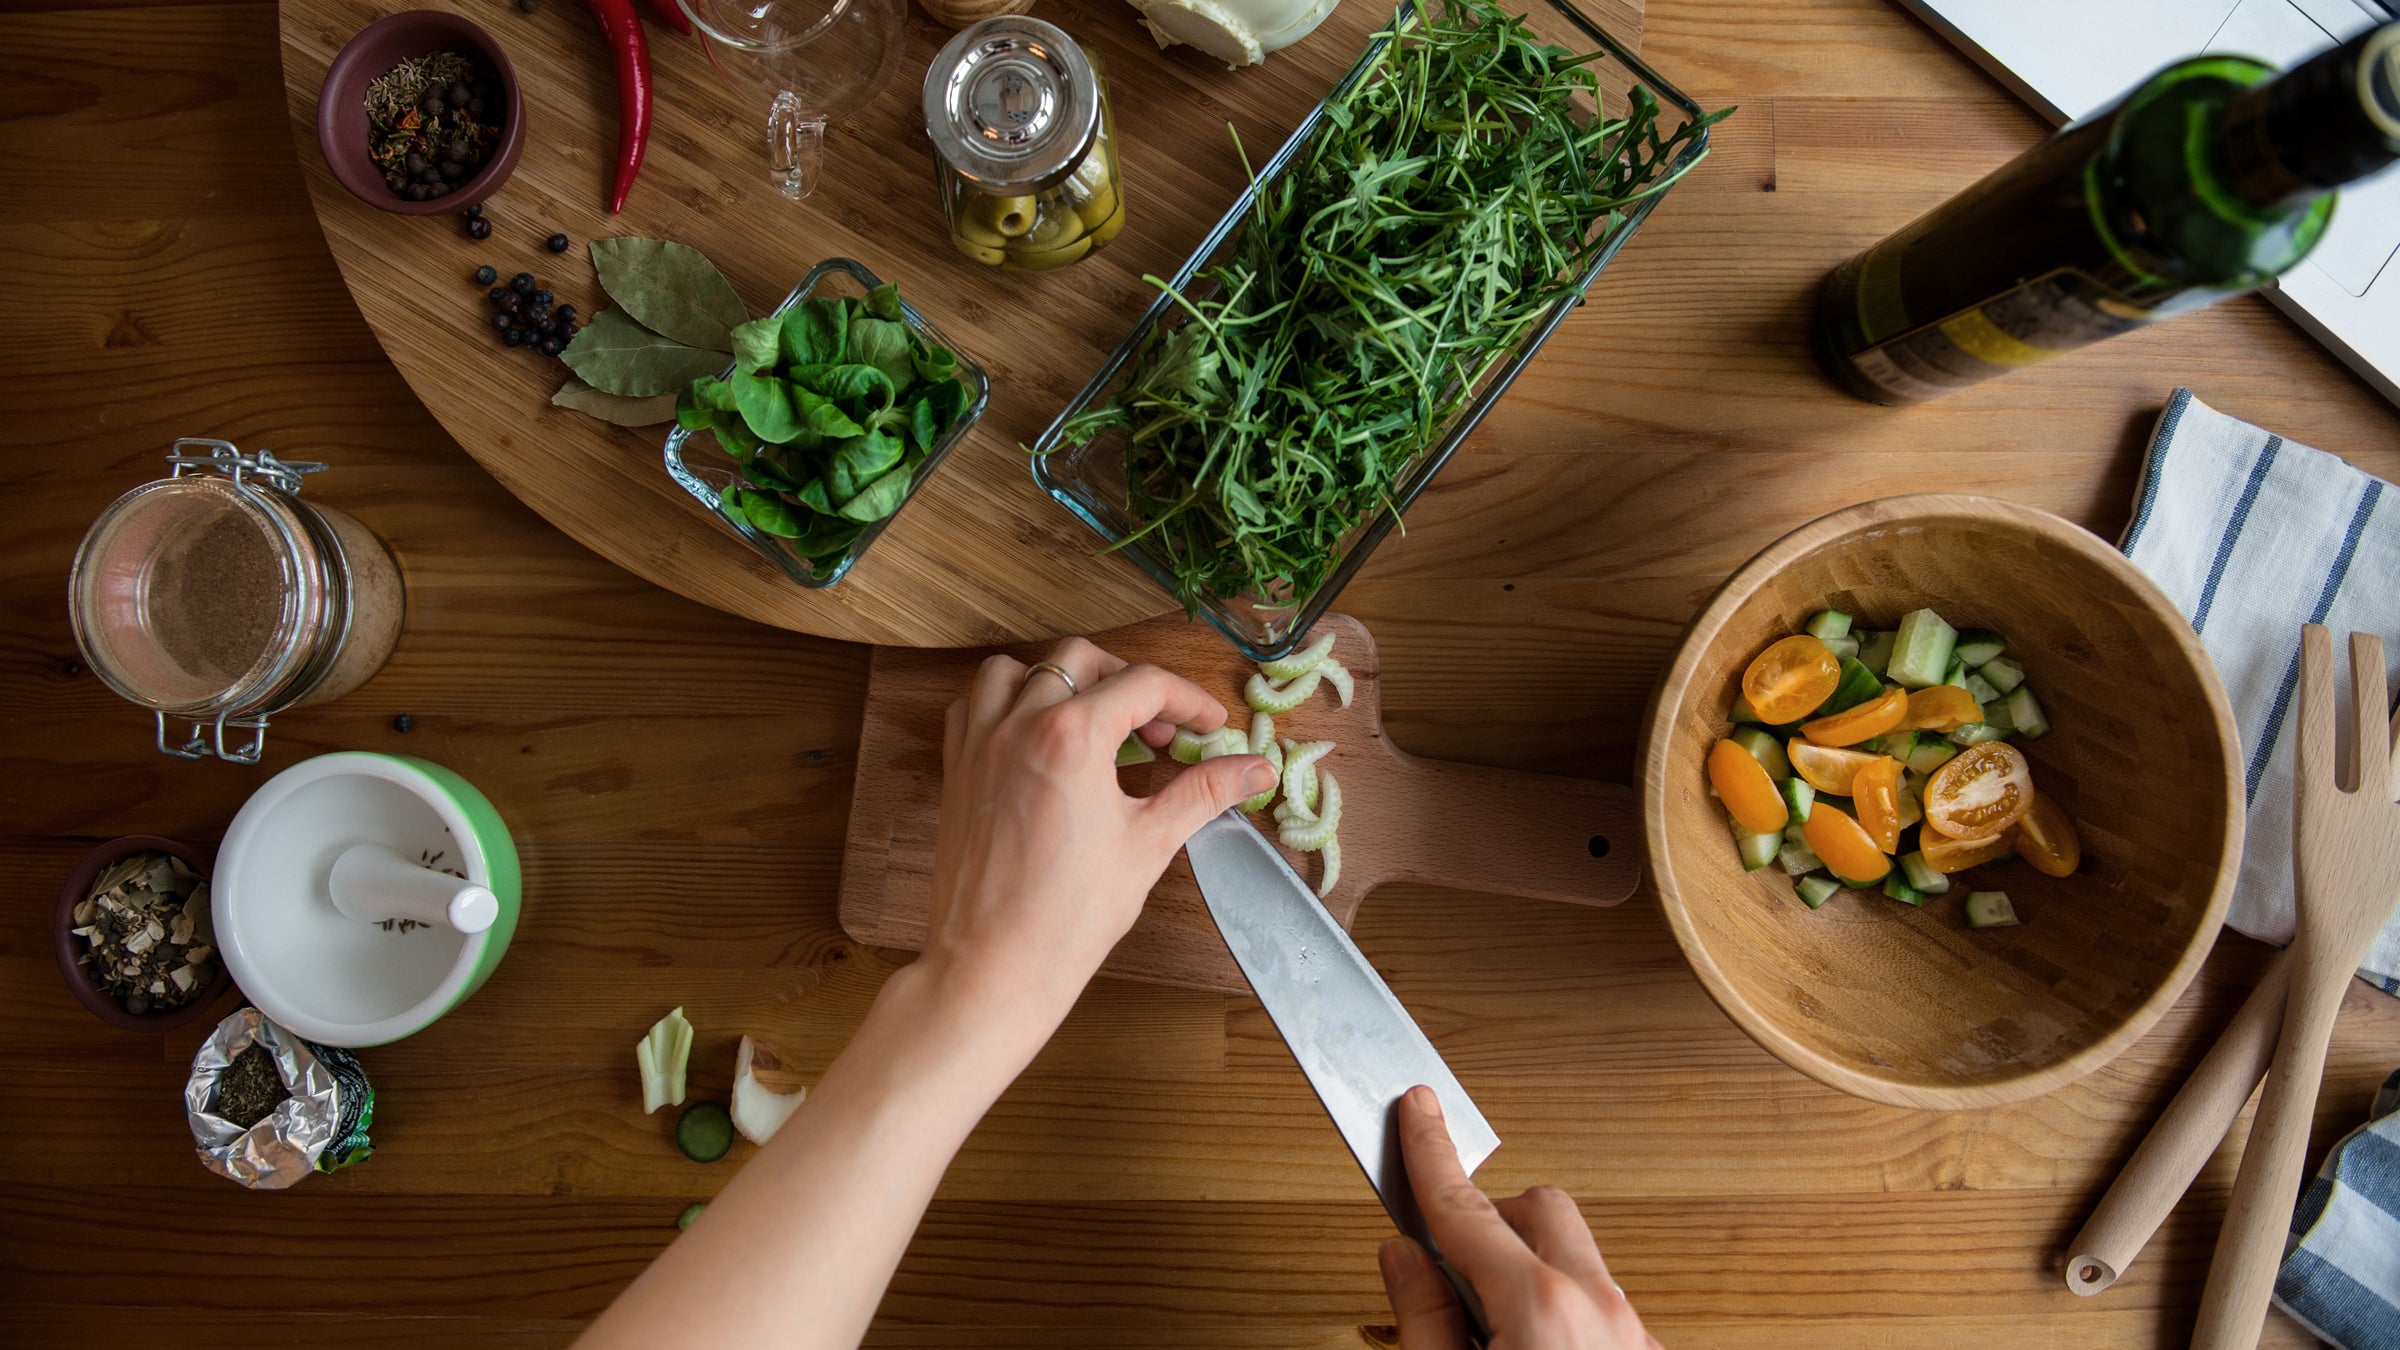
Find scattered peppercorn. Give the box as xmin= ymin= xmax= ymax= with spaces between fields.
xmin=503 ymin=327 xmax=527 ymax=348
xmin=492 ymin=312 xmax=516 ymax=332
xmin=546 ymin=232 xmax=570 ymax=254
xmin=466 ymin=216 xmax=492 ymax=241
xmin=510 ymin=272 xmax=535 ymax=294
xmin=464 ymin=202 xmax=483 ymax=219
xmin=393 ymin=713 xmax=415 ymax=733
xmin=518 ymin=0 xmax=540 ymax=11
xmin=475 ymin=264 xmax=498 ymax=285
xmin=530 ymin=288 xmax=554 ymax=307
xmin=554 ymin=303 xmax=578 ymax=323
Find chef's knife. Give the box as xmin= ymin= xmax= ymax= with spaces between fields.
xmin=1185 ymin=809 xmax=1500 ymax=1341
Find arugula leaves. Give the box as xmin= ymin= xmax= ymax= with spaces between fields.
xmin=678 ymin=284 xmax=976 ymax=573
xmin=1048 ymin=0 xmax=1729 ymax=615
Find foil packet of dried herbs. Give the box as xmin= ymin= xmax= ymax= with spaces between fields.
xmin=187 ymin=1007 xmax=375 ymax=1189
xmin=70 ymin=849 xmax=216 ymax=1015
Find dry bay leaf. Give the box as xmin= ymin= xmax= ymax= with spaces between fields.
xmin=590 ymin=237 xmax=748 ymax=351
xmin=551 ymin=378 xmax=681 ymax=427
xmin=558 ymin=308 xmax=731 ymax=398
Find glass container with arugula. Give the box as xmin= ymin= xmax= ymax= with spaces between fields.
xmin=1030 ymin=0 xmax=1726 ymax=659
xmin=664 ymin=258 xmax=989 ymax=587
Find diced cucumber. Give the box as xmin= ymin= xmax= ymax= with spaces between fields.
xmin=1778 ymin=828 xmax=1824 ymax=875
xmin=1824 ymin=636 xmax=1860 ymax=661
xmin=1962 ymin=671 xmax=2003 ymax=707
xmin=1942 ymin=655 xmax=1969 ymax=689
xmin=1904 ymin=738 xmax=1960 ymax=776
xmin=1979 ymin=654 xmax=2027 ymax=695
xmin=1806 ymin=610 xmax=1854 ymax=642
xmin=1821 ymin=658 xmax=1885 ymax=715
xmin=1733 ymin=818 xmax=1783 ymax=872
xmin=1947 ymin=722 xmax=2010 ymax=747
xmin=1795 ymin=874 xmax=1842 ymax=909
xmin=1730 ymin=726 xmax=1792 ymax=782
xmin=1882 ymin=875 xmax=1927 ymax=906
xmin=1953 ymin=629 xmax=2007 ymax=667
xmin=2006 ymin=686 xmax=2050 ymax=739
xmin=1896 ymin=774 xmax=1925 ymax=830
xmin=1965 ymin=891 xmax=2020 ymax=928
xmin=1731 ymin=695 xmax=1765 ymax=724
xmin=1856 ymin=630 xmax=1897 ymax=677
xmin=1898 ymin=851 xmax=1953 ymax=894
xmin=1887 ymin=609 xmax=1958 ymax=689
xmin=1780 ymin=777 xmax=1815 ymax=823
xmin=1871 ymin=730 xmax=1920 ymax=760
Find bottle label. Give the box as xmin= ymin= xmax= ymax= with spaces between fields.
xmin=1845 ymin=269 xmax=2208 ymax=401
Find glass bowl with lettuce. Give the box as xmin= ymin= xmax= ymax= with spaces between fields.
xmin=664 ymin=258 xmax=989 ymax=587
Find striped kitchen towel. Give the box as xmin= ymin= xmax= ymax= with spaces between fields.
xmin=2119 ymin=388 xmax=2400 ymax=989
xmin=2275 ymin=1067 xmax=2400 ymax=1349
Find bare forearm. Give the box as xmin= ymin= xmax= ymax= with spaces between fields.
xmin=579 ymin=960 xmax=1043 ymax=1350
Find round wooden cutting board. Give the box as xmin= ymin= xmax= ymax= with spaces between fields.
xmin=274 ymin=0 xmax=1468 ymax=646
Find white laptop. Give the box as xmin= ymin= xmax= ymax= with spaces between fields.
xmin=1897 ymin=0 xmax=2400 ymax=405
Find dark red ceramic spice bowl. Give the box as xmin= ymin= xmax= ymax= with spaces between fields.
xmin=317 ymin=10 xmax=524 ymax=214
xmin=55 ymin=835 xmax=233 ymax=1033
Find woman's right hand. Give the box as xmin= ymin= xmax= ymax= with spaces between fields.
xmin=1378 ymin=1086 xmax=1663 ymax=1349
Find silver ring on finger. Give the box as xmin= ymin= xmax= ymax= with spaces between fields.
xmin=1025 ymin=661 xmax=1078 ymax=697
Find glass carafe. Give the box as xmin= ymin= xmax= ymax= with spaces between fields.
xmin=678 ymin=0 xmax=907 ymax=200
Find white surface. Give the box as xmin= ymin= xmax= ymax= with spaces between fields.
xmin=1897 ymin=0 xmax=2399 ymax=405
xmin=216 ymin=753 xmax=496 ymax=1046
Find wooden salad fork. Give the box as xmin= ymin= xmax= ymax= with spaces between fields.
xmin=2064 ymin=684 xmax=2400 ymax=1296
xmin=2194 ymin=627 xmax=2400 ymax=1348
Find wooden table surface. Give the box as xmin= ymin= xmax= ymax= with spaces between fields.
xmin=6 ymin=0 xmax=2400 ymax=1344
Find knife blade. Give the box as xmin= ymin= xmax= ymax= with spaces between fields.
xmin=1185 ymin=810 xmax=1500 ymax=1335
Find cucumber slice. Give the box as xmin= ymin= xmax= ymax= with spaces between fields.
xmin=1953 ymin=629 xmax=2007 ymax=667
xmin=1806 ymin=610 xmax=1854 ymax=642
xmin=1777 ymin=829 xmax=1824 ymax=875
xmin=1941 ymin=655 xmax=1969 ymax=690
xmin=677 ymin=1102 xmax=735 ymax=1163
xmin=1733 ymin=818 xmax=1783 ymax=872
xmin=1730 ymin=727 xmax=1792 ymax=782
xmin=1856 ymin=630 xmax=1897 ymax=677
xmin=1731 ymin=695 xmax=1765 ymax=725
xmin=1882 ymin=875 xmax=1927 ymax=906
xmin=1904 ymin=738 xmax=1960 ymax=776
xmin=1898 ymin=851 xmax=1952 ymax=894
xmin=2006 ymin=686 xmax=2050 ymax=739
xmin=1947 ymin=722 xmax=2010 ymax=747
xmin=1821 ymin=658 xmax=1885 ymax=715
xmin=1779 ymin=777 xmax=1815 ymax=822
xmin=1962 ymin=671 xmax=2003 ymax=707
xmin=1979 ymin=654 xmax=2027 ymax=694
xmin=677 ymin=1201 xmax=708 ymax=1231
xmin=1965 ymin=891 xmax=2020 ymax=928
xmin=1887 ymin=609 xmax=1958 ymax=689
xmin=1794 ymin=874 xmax=1841 ymax=909
xmin=1823 ymin=636 xmax=1860 ymax=661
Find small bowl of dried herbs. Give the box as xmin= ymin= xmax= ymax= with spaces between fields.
xmin=54 ymin=836 xmax=232 ymax=1032
xmin=316 ymin=10 xmax=524 ymax=214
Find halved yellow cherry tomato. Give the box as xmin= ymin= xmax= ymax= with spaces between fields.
xmin=1923 ymin=741 xmax=2034 ymax=841
xmin=1919 ymin=820 xmax=2016 ymax=873
xmin=2010 ymin=791 xmax=2082 ymax=877
xmin=1741 ymin=635 xmax=1842 ymax=725
xmin=1851 ymin=756 xmax=1905 ymax=853
xmin=1802 ymin=804 xmax=1891 ymax=884
xmin=1787 ymin=740 xmax=1887 ymax=796
xmin=1901 ymin=685 xmax=1983 ymax=733
xmin=1800 ymin=687 xmax=1907 ymax=747
xmin=1708 ymin=738 xmax=1789 ymax=835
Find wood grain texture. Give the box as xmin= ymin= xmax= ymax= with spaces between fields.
xmin=5 ymin=0 xmax=2400 ymax=1344
xmin=1641 ymin=495 xmax=2244 ymax=1110
xmin=840 ymin=613 xmax=1642 ymax=992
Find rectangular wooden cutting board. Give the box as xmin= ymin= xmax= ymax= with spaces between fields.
xmin=839 ymin=614 xmax=1643 ymax=993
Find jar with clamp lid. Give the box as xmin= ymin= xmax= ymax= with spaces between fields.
xmin=924 ymin=15 xmax=1124 ymax=273
xmin=67 ymin=440 xmax=406 ymax=764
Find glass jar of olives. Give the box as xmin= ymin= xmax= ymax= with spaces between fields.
xmin=923 ymin=16 xmax=1123 ymax=273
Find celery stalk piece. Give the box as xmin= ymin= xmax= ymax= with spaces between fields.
xmin=636 ymin=1006 xmax=694 ymax=1114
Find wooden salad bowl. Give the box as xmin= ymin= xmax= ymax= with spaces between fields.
xmin=1639 ymin=495 xmax=2244 ymax=1110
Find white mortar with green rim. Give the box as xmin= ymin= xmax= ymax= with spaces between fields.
xmin=215 ymin=752 xmax=520 ymax=1047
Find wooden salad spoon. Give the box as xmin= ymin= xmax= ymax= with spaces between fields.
xmin=2193 ymin=628 xmax=2400 ymax=1348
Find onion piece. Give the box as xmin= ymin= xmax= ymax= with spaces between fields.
xmin=1245 ymin=669 xmax=1322 ymax=714
xmin=730 ymin=1035 xmax=808 ymax=1146
xmin=635 ymin=1006 xmax=694 ymax=1115
xmin=1259 ymin=631 xmax=1336 ymax=682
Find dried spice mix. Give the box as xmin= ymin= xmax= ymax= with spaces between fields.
xmin=366 ymin=50 xmax=505 ymax=202
xmin=71 ymin=851 xmax=217 ymax=1015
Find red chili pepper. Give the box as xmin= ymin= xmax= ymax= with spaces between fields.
xmin=586 ymin=0 xmax=652 ymax=213
xmin=642 ymin=0 xmax=695 ymax=37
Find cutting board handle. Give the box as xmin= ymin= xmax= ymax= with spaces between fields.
xmin=1376 ymin=750 xmax=1642 ymax=907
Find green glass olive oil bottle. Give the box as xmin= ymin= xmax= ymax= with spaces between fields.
xmin=1814 ymin=22 xmax=2400 ymax=404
